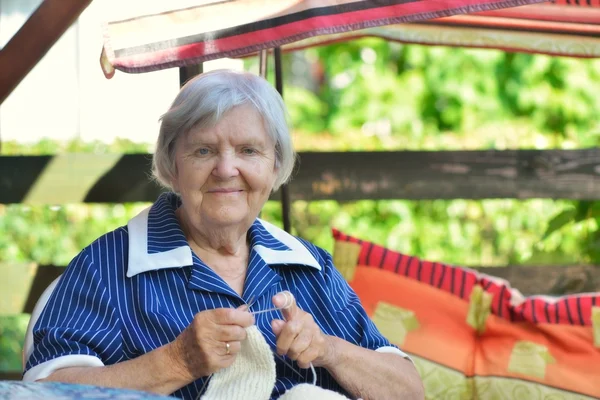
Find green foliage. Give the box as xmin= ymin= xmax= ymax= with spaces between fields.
xmin=542 ymin=201 xmax=600 ymax=263
xmin=498 ymin=55 xmax=600 ymax=136
xmin=0 ymin=315 xmax=29 ymax=371
xmin=543 ymin=208 xmax=578 ymax=240
xmin=0 ymin=203 xmax=150 ymax=265
xmin=283 ymin=86 xmax=327 ymax=133
xmin=1 ymin=138 xmax=152 ymax=155
xmin=275 ymin=41 xmax=600 ymax=148
xmin=263 ymin=199 xmax=586 ymax=267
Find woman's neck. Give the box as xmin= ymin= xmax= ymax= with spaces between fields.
xmin=175 ymin=208 xmax=250 ymax=280
xmin=176 ymin=208 xmax=250 ymax=254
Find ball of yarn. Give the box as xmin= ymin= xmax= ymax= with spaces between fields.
xmin=279 ymin=383 xmax=351 ymax=400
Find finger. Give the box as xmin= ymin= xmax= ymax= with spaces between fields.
xmin=296 ymin=347 xmax=319 ymax=369
xmin=287 ymin=330 xmax=313 ymax=360
xmin=221 ymin=340 xmax=241 ymax=357
xmin=271 ymin=319 xmax=285 ymax=337
xmin=272 ymin=291 xmax=298 ymax=321
xmin=213 ymin=308 xmax=254 ymax=327
xmin=216 ymin=324 xmax=248 ymax=342
xmin=275 ymin=319 xmax=302 ymax=356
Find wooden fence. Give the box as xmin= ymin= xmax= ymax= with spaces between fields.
xmin=3 ymin=149 xmax=600 ymax=204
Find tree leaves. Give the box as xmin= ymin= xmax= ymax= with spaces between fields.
xmin=543 ymin=208 xmax=577 ymax=240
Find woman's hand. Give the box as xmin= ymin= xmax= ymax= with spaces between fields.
xmin=169 ymin=307 xmax=254 ymax=380
xmin=271 ymin=292 xmax=335 ymax=369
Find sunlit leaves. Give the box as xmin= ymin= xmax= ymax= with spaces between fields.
xmin=543 ymin=208 xmax=577 ymax=240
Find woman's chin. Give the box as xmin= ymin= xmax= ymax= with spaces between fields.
xmin=205 ymin=210 xmax=251 ymax=227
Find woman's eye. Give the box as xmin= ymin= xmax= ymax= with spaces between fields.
xmin=196 ymin=148 xmax=210 ymax=156
xmin=242 ymin=148 xmax=256 ymax=155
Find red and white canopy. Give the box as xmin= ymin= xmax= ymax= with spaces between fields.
xmin=100 ymin=0 xmax=600 ymax=77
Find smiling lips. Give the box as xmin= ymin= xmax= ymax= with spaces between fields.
xmin=208 ymin=188 xmax=243 ymax=194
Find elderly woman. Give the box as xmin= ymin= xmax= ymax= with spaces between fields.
xmin=23 ymin=70 xmax=423 ymax=399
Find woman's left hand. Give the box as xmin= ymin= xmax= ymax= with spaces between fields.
xmin=270 ymin=291 xmax=336 ymax=369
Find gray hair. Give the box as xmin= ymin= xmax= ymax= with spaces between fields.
xmin=152 ymin=69 xmax=295 ymax=191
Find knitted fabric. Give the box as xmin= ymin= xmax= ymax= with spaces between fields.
xmin=201 ymin=325 xmax=276 ymax=400
xmin=201 ymin=325 xmax=351 ymax=400
xmin=279 ymin=383 xmax=351 ymax=400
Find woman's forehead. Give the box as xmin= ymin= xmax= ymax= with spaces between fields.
xmin=184 ymin=119 xmax=272 ymax=146
xmin=184 ymin=106 xmax=269 ymax=141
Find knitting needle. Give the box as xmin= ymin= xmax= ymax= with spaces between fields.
xmin=249 ymin=291 xmax=315 ymax=383
xmin=250 ymin=291 xmax=294 ymax=315
xmin=272 ymin=352 xmax=305 ymax=380
xmin=246 ymin=295 xmax=256 ymax=309
xmin=195 ymin=373 xmax=213 ymax=400
xmin=251 ymin=308 xmax=282 ymax=315
xmin=245 ymin=293 xmax=314 ymax=384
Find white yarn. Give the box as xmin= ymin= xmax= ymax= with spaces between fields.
xmin=279 ymin=383 xmax=352 ymax=400
xmin=201 ymin=325 xmax=276 ymax=400
xmin=200 ymin=291 xmax=351 ymax=400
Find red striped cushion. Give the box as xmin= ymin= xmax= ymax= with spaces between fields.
xmin=332 ymin=228 xmax=600 ymax=326
xmin=333 ymin=228 xmax=480 ymax=301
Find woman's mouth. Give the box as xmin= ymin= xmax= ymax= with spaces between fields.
xmin=208 ymin=188 xmax=243 ymax=194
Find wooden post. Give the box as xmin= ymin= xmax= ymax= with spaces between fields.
xmin=0 ymin=0 xmax=93 ymax=104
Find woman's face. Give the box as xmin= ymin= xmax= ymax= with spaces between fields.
xmin=172 ymin=104 xmax=278 ymax=230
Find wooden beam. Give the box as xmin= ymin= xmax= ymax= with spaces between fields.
xmin=292 ymin=149 xmax=600 ymax=201
xmin=0 ymin=263 xmax=63 ymax=315
xmin=2 ymin=149 xmax=600 ymax=204
xmin=472 ymin=265 xmax=600 ymax=296
xmin=22 ymin=265 xmax=64 ymax=314
xmin=0 ymin=0 xmax=93 ymax=104
xmin=0 ymin=371 xmax=23 ymax=381
xmin=0 ymin=262 xmax=37 ymax=314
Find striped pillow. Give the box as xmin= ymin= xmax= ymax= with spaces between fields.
xmin=332 ymin=228 xmax=600 ymax=399
xmin=332 ymin=228 xmax=600 ymax=326
xmin=332 ymin=228 xmax=482 ymax=302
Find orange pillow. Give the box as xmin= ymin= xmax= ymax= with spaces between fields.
xmin=332 ymin=229 xmax=600 ymax=399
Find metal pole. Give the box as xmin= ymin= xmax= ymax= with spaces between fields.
xmin=259 ymin=50 xmax=268 ymax=79
xmin=179 ymin=64 xmax=203 ymax=87
xmin=274 ymin=47 xmax=292 ymax=233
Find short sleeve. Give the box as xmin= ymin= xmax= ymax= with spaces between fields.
xmin=322 ymin=251 xmax=410 ymax=359
xmin=23 ymin=248 xmax=122 ymax=381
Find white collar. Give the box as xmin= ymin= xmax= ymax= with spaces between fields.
xmin=126 ymin=205 xmax=321 ymax=278
xmin=252 ymin=218 xmax=322 ymax=272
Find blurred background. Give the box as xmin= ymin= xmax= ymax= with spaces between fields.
xmin=1 ymin=0 xmax=600 ymax=376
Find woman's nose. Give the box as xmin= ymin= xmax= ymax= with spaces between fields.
xmin=212 ymin=153 xmax=240 ymax=178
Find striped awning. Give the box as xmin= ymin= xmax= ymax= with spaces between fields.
xmin=100 ymin=0 xmax=599 ymax=78
xmin=282 ymin=1 xmax=600 ymax=58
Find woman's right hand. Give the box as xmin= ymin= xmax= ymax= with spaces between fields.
xmin=168 ymin=307 xmax=254 ymax=381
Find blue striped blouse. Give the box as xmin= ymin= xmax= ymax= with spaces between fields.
xmin=24 ymin=192 xmax=404 ymax=399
